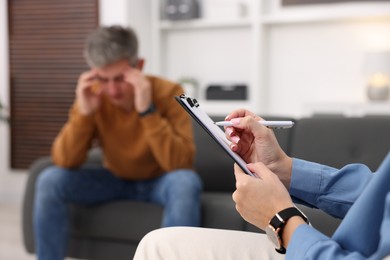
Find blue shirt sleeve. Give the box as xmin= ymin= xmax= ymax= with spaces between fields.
xmin=286 ymin=155 xmax=390 ymax=259
xmin=287 ymin=183 xmax=390 ymax=260
xmin=290 ymin=158 xmax=372 ymax=218
xmin=287 ymin=224 xmax=368 ymax=260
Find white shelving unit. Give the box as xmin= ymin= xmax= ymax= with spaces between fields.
xmin=149 ymin=0 xmax=390 ymax=116
xmin=150 ymin=0 xmax=265 ymax=116
xmin=159 ymin=19 xmax=253 ymax=30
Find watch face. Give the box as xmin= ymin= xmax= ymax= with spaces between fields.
xmin=265 ymin=225 xmax=281 ymax=249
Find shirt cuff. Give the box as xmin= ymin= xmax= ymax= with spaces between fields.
xmin=286 ymin=224 xmax=329 ymax=259
xmin=290 ymin=158 xmax=323 ymax=206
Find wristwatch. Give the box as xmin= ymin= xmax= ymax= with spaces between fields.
xmin=265 ymin=206 xmax=309 ymax=254
xmin=139 ymin=102 xmax=156 ymax=117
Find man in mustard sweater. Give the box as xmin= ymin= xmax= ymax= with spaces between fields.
xmin=33 ymin=25 xmax=202 ymax=260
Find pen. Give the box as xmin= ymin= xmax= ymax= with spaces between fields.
xmin=214 ymin=120 xmax=294 ymax=129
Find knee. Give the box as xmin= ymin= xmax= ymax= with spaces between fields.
xmin=35 ymin=166 xmax=68 ymax=201
xmin=135 ymin=227 xmax=183 ymax=260
xmin=137 ymin=228 xmax=161 ymax=249
xmin=134 ymin=229 xmax=160 ymax=260
xmin=169 ymin=170 xmax=203 ymax=194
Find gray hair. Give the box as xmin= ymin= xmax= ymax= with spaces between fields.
xmin=84 ymin=26 xmax=139 ymax=68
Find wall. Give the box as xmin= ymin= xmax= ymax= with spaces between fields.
xmin=99 ymin=0 xmax=152 ymax=73
xmin=264 ymin=2 xmax=390 ymax=117
xmin=0 ymin=1 xmax=28 ymax=203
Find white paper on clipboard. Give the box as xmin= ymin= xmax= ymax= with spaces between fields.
xmin=175 ymin=95 xmax=254 ymax=177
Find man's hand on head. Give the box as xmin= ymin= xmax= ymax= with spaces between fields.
xmin=76 ymin=69 xmax=103 ymax=116
xmin=124 ymin=66 xmax=152 ymax=113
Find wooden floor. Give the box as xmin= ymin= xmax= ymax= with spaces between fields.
xmin=0 ymin=201 xmax=35 ymax=260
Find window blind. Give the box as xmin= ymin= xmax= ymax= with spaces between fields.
xmin=9 ymin=0 xmax=98 ymax=169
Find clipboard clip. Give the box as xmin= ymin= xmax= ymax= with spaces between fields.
xmin=180 ymin=94 xmax=199 ymax=108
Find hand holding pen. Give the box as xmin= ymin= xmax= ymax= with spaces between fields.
xmin=223 ymin=110 xmax=293 ymax=180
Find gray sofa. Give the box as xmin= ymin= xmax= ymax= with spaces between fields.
xmin=22 ymin=115 xmax=390 ymax=259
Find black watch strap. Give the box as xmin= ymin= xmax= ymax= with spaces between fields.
xmin=139 ymin=102 xmax=156 ymax=117
xmin=270 ymin=207 xmax=309 ymax=254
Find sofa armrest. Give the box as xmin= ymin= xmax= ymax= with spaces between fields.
xmin=22 ymin=148 xmax=103 ymax=253
xmin=22 ymin=156 xmax=54 ymax=253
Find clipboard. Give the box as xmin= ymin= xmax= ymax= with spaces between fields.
xmin=175 ymin=94 xmax=254 ymax=177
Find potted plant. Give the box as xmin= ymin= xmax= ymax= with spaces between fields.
xmin=0 ymin=98 xmax=9 ymax=123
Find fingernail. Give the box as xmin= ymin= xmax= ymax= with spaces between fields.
xmin=231 ymin=118 xmax=241 ymax=125
xmin=231 ymin=144 xmax=238 ymax=151
xmin=226 ymin=128 xmax=233 ymax=136
xmin=231 ymin=136 xmax=240 ymax=143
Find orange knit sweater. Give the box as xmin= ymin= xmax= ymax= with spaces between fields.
xmin=52 ymin=76 xmax=195 ymax=180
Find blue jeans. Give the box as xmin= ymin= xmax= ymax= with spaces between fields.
xmin=33 ymin=165 xmax=202 ymax=260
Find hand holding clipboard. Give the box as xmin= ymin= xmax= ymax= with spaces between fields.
xmin=175 ymin=95 xmax=294 ymax=177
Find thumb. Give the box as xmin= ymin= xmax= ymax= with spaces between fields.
xmin=234 ymin=163 xmax=248 ymax=180
xmin=234 ymin=163 xmax=260 ymax=179
xmin=246 ymin=162 xmax=272 ymax=180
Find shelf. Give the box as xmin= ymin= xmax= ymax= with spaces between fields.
xmin=159 ymin=18 xmax=252 ymax=31
xmin=262 ymin=5 xmax=390 ymax=25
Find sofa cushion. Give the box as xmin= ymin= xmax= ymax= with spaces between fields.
xmin=201 ymin=192 xmax=244 ymax=230
xmin=296 ymin=204 xmax=341 ymax=237
xmin=71 ymin=201 xmax=163 ymax=242
xmin=192 ymin=116 xmax=236 ymax=192
xmin=290 ymin=116 xmax=390 ymax=171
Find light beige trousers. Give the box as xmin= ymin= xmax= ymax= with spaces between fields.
xmin=133 ymin=227 xmax=286 ymax=260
